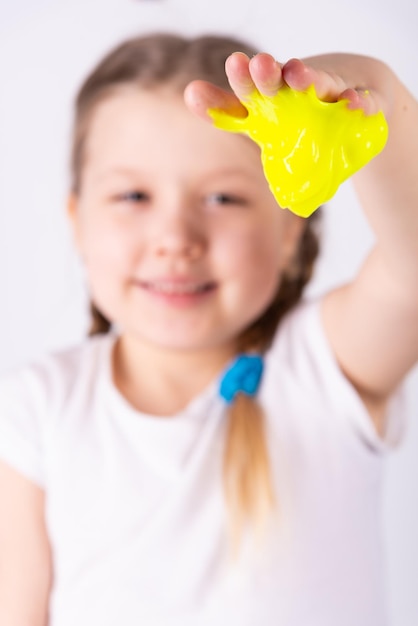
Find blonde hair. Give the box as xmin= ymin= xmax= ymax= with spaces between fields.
xmin=70 ymin=33 xmax=321 ymax=557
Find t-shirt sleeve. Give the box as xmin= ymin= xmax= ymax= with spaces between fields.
xmin=0 ymin=365 xmax=46 ymax=487
xmin=270 ymin=298 xmax=408 ymax=454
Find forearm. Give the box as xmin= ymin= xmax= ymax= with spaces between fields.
xmin=353 ymin=76 xmax=418 ymax=286
xmin=305 ymin=53 xmax=418 ymax=285
xmin=0 ymin=462 xmax=52 ymax=626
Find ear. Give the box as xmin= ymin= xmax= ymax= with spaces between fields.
xmin=66 ymin=193 xmax=83 ymax=254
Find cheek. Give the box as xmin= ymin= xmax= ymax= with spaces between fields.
xmin=216 ymin=222 xmax=284 ymax=295
xmin=78 ymin=222 xmax=136 ymax=318
xmin=78 ymin=217 xmax=135 ymax=273
xmin=246 ymin=234 xmax=283 ymax=302
xmin=231 ymin=216 xmax=283 ymax=269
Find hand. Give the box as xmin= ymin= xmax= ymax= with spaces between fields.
xmin=184 ymin=52 xmax=383 ymax=122
xmin=185 ymin=52 xmax=388 ymax=218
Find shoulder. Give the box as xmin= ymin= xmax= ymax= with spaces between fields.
xmin=0 ymin=334 xmax=116 ymax=486
xmin=264 ymin=295 xmax=339 ymax=398
xmin=0 ymin=333 xmax=115 ymax=411
xmin=268 ymin=296 xmax=323 ymax=366
xmin=265 ymin=296 xmax=406 ymax=451
xmin=267 ymin=295 xmax=365 ymax=401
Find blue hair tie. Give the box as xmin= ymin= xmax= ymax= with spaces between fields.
xmin=219 ymin=354 xmax=264 ymax=404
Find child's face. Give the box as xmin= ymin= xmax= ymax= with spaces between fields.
xmin=68 ymin=87 xmax=304 ymax=352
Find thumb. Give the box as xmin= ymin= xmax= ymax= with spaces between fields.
xmin=184 ymin=80 xmax=248 ymax=123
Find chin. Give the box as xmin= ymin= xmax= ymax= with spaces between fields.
xmin=133 ymin=326 xmax=233 ymax=353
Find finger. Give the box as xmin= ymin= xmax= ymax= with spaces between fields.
xmin=282 ymin=58 xmax=346 ymax=102
xmin=248 ymin=53 xmax=284 ymax=97
xmin=184 ymin=80 xmax=248 ymax=122
xmin=225 ymin=52 xmax=257 ymax=101
xmin=338 ymin=88 xmax=380 ymax=115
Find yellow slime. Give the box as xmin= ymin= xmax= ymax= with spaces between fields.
xmin=208 ymin=85 xmax=388 ymax=217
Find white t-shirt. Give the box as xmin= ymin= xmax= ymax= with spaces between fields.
xmin=0 ymin=299 xmax=406 ymax=626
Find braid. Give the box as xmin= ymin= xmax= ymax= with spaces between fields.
xmin=224 ymin=210 xmax=322 ymax=559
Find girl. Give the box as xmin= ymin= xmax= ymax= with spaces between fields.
xmin=0 ymin=32 xmax=417 ymax=626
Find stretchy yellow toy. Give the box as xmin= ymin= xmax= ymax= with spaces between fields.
xmin=208 ymin=85 xmax=388 ymax=217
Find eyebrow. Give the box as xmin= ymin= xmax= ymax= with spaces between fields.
xmin=94 ymin=165 xmax=260 ymax=182
xmin=94 ymin=167 xmax=146 ymax=181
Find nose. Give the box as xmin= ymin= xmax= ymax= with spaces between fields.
xmin=153 ymin=208 xmax=206 ymax=261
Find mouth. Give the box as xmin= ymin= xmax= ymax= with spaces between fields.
xmin=135 ymin=279 xmax=217 ymax=306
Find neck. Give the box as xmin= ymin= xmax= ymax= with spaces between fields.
xmin=112 ymin=333 xmax=236 ymax=417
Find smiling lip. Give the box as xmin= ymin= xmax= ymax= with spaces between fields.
xmin=135 ymin=278 xmax=217 ymax=306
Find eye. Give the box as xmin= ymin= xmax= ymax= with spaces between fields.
xmin=205 ymin=192 xmax=247 ymax=207
xmin=114 ymin=190 xmax=149 ymax=204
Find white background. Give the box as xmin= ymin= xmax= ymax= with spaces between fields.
xmin=0 ymin=0 xmax=417 ymax=623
